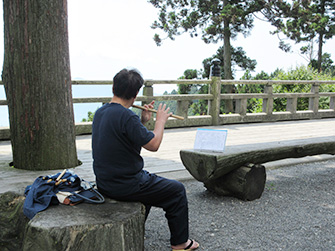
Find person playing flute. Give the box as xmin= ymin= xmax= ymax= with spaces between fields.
xmin=92 ymin=68 xmax=199 ymax=251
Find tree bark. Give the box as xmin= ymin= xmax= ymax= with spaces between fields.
xmin=317 ymin=32 xmax=323 ymax=73
xmin=317 ymin=1 xmax=325 ymax=73
xmin=2 ymin=0 xmax=79 ymax=170
xmin=223 ymin=19 xmax=232 ymax=80
xmin=23 ymin=200 xmax=145 ymax=251
xmin=0 ymin=192 xmax=28 ymax=250
xmin=223 ymin=0 xmax=234 ymax=113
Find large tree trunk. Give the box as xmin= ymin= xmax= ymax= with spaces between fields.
xmin=222 ymin=1 xmax=234 ymax=113
xmin=316 ymin=2 xmax=325 ymax=73
xmin=2 ymin=0 xmax=79 ymax=170
xmin=317 ymin=32 xmax=323 ymax=73
xmin=223 ymin=21 xmax=232 ymax=80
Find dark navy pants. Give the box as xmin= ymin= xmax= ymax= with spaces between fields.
xmin=102 ymin=173 xmax=189 ymax=246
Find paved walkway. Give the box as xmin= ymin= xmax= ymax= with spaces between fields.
xmin=0 ymin=118 xmax=335 ymax=194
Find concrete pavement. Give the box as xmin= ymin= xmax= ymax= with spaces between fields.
xmin=0 ymin=118 xmax=335 ymax=194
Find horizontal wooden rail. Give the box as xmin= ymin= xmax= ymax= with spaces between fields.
xmin=220 ymin=92 xmax=335 ymax=100
xmin=71 ymin=80 xmax=114 ymax=85
xmin=1 ymin=79 xmax=335 ymax=140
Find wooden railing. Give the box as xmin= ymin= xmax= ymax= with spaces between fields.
xmin=1 ymin=79 xmax=335 ymax=139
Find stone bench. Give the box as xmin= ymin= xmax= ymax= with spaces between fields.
xmin=0 ymin=192 xmax=145 ymax=251
xmin=180 ymin=137 xmax=335 ymax=201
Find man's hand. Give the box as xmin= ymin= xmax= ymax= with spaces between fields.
xmin=143 ymin=102 xmax=172 ymax=152
xmin=156 ymin=103 xmax=172 ymax=124
xmin=141 ymin=100 xmax=155 ymax=124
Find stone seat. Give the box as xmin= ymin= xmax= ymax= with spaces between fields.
xmin=23 ymin=199 xmax=145 ymax=251
xmin=0 ymin=191 xmax=145 ymax=251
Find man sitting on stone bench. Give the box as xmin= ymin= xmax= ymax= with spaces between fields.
xmin=92 ymin=68 xmax=199 ymax=251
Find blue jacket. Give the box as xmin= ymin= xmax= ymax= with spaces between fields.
xmin=23 ymin=171 xmax=81 ymax=219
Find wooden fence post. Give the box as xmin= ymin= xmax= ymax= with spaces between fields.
xmin=209 ymin=59 xmax=221 ymax=126
xmin=142 ymin=81 xmax=153 ymax=100
xmin=142 ymin=81 xmax=154 ymax=129
xmin=309 ymin=83 xmax=319 ymax=113
xmin=235 ymin=99 xmax=247 ymax=116
xmin=209 ymin=77 xmax=221 ymax=125
xmin=330 ymin=96 xmax=335 ymax=110
xmin=176 ymin=100 xmax=189 ymax=120
xmin=286 ymin=97 xmax=297 ymax=113
xmin=262 ymin=83 xmax=273 ymax=115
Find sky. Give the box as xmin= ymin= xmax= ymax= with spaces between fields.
xmin=0 ymin=0 xmax=334 ymax=126
xmin=66 ymin=0 xmax=334 ymax=80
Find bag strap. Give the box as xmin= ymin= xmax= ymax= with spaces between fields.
xmin=72 ymin=188 xmax=105 ymax=204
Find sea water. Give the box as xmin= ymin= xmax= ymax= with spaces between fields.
xmin=0 ymin=84 xmax=111 ymax=127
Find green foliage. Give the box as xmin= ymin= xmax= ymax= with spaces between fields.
xmin=149 ymin=0 xmax=265 ymax=80
xmin=150 ymin=0 xmax=262 ymax=43
xmin=178 ymin=69 xmax=198 ymax=80
xmin=265 ymin=0 xmax=335 ymax=72
xmin=189 ymin=100 xmax=208 ymax=115
xmin=238 ymin=70 xmax=265 ymax=113
xmin=177 ymin=63 xmax=335 ymax=115
xmin=272 ymin=65 xmax=316 ymax=81
xmin=202 ymin=46 xmax=257 ymax=79
xmin=272 ymin=66 xmax=314 ymax=112
xmin=200 ymin=46 xmax=257 ymax=112
xmin=153 ymin=99 xmax=177 ymax=115
xmin=81 ymin=111 xmax=95 ymax=122
xmin=310 ymin=53 xmax=335 ymax=76
xmin=178 ymin=69 xmax=200 ymax=94
xmin=248 ymin=65 xmax=335 ymax=111
xmin=81 ymin=66 xmax=335 ymax=121
xmin=177 ymin=69 xmax=209 ymax=115
xmin=189 ymin=82 xmax=210 ymax=115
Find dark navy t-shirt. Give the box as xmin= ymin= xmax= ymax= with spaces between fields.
xmin=92 ymin=103 xmax=154 ymax=197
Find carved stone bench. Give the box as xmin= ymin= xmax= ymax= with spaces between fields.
xmin=180 ymin=137 xmax=335 ymax=201
xmin=0 ymin=192 xmax=145 ymax=251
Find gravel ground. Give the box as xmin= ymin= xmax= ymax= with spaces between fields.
xmin=144 ymin=159 xmax=335 ymax=251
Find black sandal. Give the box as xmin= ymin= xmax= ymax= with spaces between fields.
xmin=172 ymin=239 xmax=199 ymax=251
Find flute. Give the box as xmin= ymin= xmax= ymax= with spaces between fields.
xmin=132 ymin=104 xmax=184 ymax=120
